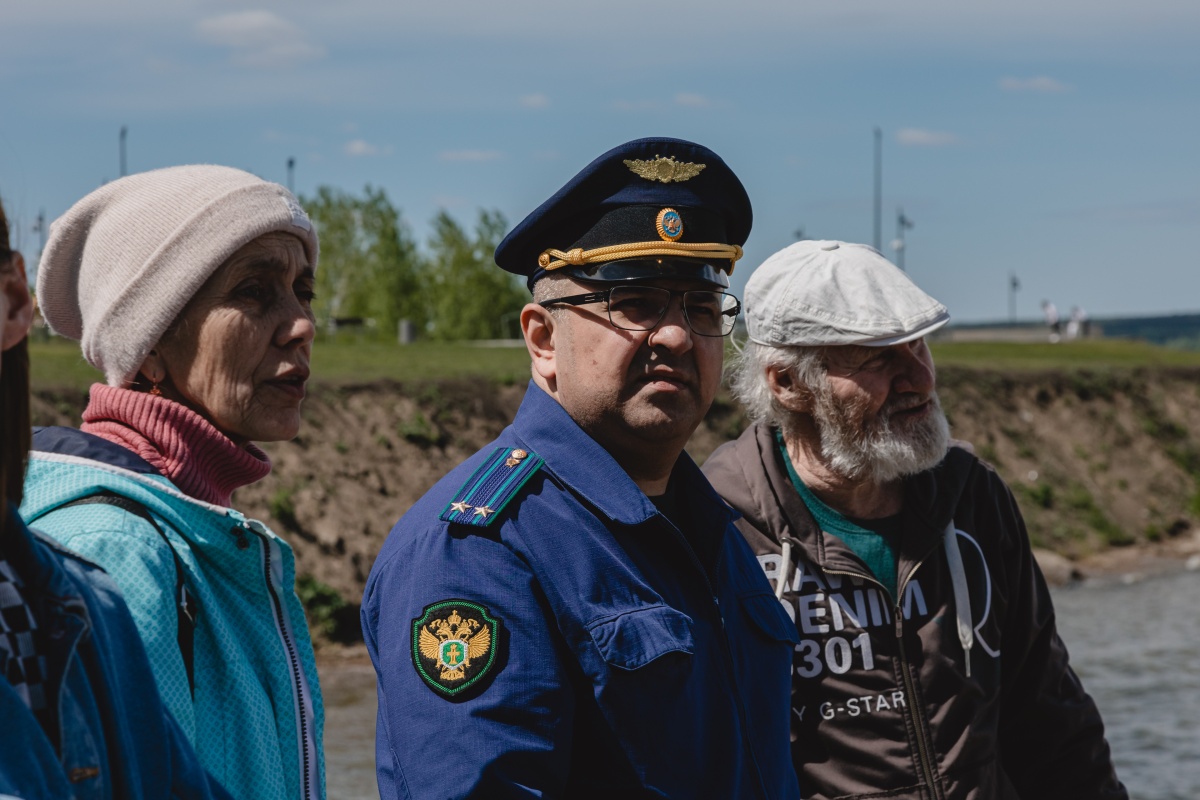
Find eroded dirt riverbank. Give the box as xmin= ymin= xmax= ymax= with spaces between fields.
xmin=32 ymin=366 xmax=1200 ymax=636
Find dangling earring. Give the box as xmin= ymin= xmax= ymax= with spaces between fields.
xmin=144 ymin=353 xmax=164 ymax=397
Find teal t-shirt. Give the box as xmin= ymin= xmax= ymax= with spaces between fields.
xmin=776 ymin=431 xmax=901 ymax=599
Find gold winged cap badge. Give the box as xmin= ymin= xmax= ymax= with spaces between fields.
xmin=418 ymin=608 xmax=491 ymax=681
xmin=623 ymin=155 xmax=706 ymax=184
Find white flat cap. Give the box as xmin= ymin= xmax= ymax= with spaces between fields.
xmin=744 ymin=240 xmax=949 ymax=347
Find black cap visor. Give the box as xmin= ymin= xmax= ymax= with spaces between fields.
xmin=552 ymin=256 xmax=730 ymax=288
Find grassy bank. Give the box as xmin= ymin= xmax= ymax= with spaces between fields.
xmin=928 ymin=339 xmax=1200 ymax=370
xmin=31 ymin=334 xmax=1200 ymax=392
xmin=29 ymin=335 xmax=535 ymax=390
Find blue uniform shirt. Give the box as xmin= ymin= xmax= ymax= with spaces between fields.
xmin=362 ymin=383 xmax=800 ymax=799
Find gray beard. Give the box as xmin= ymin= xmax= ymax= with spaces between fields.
xmin=811 ymin=388 xmax=951 ymax=483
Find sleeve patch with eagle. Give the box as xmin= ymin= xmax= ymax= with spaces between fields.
xmin=412 ymin=599 xmax=504 ymax=698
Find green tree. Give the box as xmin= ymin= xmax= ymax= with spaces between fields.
xmin=423 ymin=209 xmax=526 ymax=341
xmin=302 ymin=186 xmax=424 ymax=336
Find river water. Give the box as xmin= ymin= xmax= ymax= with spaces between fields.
xmin=1051 ymin=567 xmax=1200 ymax=800
xmin=321 ymin=567 xmax=1200 ymax=799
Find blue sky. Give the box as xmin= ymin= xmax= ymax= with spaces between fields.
xmin=2 ymin=0 xmax=1197 ymax=322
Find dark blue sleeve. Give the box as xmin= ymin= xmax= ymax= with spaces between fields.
xmin=362 ymin=521 xmax=575 ymax=800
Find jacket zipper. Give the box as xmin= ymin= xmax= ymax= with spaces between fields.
xmin=246 ymin=521 xmax=319 ymax=800
xmin=822 ymin=562 xmax=942 ymax=800
xmin=661 ymin=519 xmax=771 ymax=800
xmin=894 ymin=559 xmax=943 ymax=800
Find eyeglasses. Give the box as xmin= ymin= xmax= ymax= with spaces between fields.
xmin=822 ymin=339 xmax=930 ymax=377
xmin=539 ymin=285 xmax=741 ymax=337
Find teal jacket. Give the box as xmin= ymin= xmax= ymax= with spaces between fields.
xmin=21 ymin=428 xmax=325 ymax=800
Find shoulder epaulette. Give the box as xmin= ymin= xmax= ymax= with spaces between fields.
xmin=439 ymin=446 xmax=544 ymax=527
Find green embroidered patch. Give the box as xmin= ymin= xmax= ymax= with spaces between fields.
xmin=412 ymin=599 xmax=503 ymax=698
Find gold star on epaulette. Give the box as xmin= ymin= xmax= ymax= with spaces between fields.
xmin=473 ymin=506 xmax=495 ymax=519
xmin=450 ymin=501 xmax=472 ymax=514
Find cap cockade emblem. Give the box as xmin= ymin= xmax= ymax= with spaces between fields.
xmin=413 ymin=600 xmax=503 ymax=698
xmin=623 ymin=155 xmax=706 ymax=184
xmin=656 ymin=208 xmax=684 ymax=242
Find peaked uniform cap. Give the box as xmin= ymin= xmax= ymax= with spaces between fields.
xmin=38 ymin=164 xmax=318 ymax=386
xmin=495 ymin=136 xmax=752 ymax=288
xmin=745 ymin=240 xmax=949 ymax=347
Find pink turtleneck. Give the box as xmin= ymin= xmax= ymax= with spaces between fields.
xmin=81 ymin=383 xmax=272 ymax=507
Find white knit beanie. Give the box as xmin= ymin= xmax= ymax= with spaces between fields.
xmin=38 ymin=164 xmax=319 ymax=386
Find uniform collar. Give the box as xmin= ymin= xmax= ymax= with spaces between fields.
xmin=512 ymin=382 xmax=734 ymax=528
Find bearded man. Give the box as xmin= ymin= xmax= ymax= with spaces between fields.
xmin=704 ymin=240 xmax=1127 ymax=800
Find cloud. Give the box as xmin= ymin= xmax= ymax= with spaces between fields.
xmin=438 ymin=149 xmax=502 ymax=162
xmin=196 ymin=11 xmax=325 ymax=68
xmin=674 ymin=92 xmax=711 ymax=108
xmin=999 ymin=76 xmax=1072 ymax=93
xmin=345 ymin=139 xmax=390 ymax=156
xmin=519 ymin=93 xmax=550 ymax=109
xmin=896 ymin=128 xmax=959 ymax=147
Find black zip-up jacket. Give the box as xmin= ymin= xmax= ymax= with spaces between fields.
xmin=703 ymin=422 xmax=1127 ymax=800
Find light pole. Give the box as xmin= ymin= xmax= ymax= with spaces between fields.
xmin=119 ymin=126 xmax=128 ymax=177
xmin=892 ymin=207 xmax=913 ymax=271
xmin=287 ymin=157 xmax=296 ymax=194
xmin=873 ymin=127 xmax=882 ymax=251
xmin=1008 ymin=273 xmax=1020 ymax=323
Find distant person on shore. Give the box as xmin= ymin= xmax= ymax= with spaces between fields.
xmin=21 ymin=166 xmax=326 ymax=800
xmin=362 ymin=138 xmax=799 ymax=798
xmin=0 ymin=196 xmax=232 ymax=799
xmin=1041 ymin=299 xmax=1061 ymax=342
xmin=1068 ymin=305 xmax=1090 ymax=340
xmin=704 ymin=241 xmax=1127 ymax=800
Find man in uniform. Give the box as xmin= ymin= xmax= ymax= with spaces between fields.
xmin=361 ymin=138 xmax=800 ymax=799
xmin=704 ymin=240 xmax=1127 ymax=800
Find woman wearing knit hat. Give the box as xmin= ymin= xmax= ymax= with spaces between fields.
xmin=20 ymin=165 xmax=325 ymax=800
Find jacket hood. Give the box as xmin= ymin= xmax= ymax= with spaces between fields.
xmin=33 ymin=426 xmax=159 ymax=475
xmin=22 ymin=427 xmax=235 ymax=536
xmin=902 ymin=437 xmax=978 ymax=533
xmin=703 ymin=422 xmax=814 ymax=549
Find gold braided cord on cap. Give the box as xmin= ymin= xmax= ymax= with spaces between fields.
xmin=537 ymin=241 xmax=744 ymax=275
